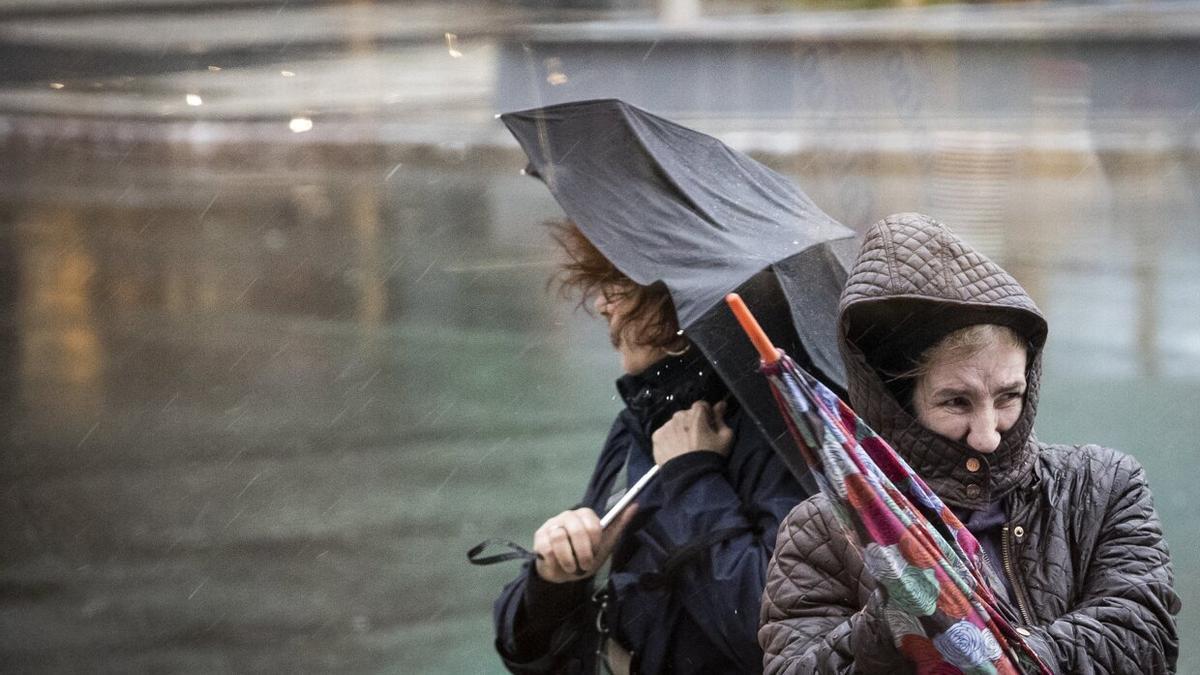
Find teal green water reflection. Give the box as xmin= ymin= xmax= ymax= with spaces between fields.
xmin=0 ymin=144 xmax=1196 ymax=672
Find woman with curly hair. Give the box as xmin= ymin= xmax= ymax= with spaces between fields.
xmin=492 ymin=221 xmax=811 ymax=674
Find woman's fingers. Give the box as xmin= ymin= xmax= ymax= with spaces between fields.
xmin=533 ymin=509 xmax=606 ymax=581
xmin=548 ymin=521 xmax=580 ymax=574
xmin=693 ymin=400 xmax=718 ymax=431
xmin=713 ymin=400 xmax=729 ymax=428
xmin=692 ymin=400 xmax=734 ymax=455
xmin=534 ymin=504 xmax=637 ymax=583
xmin=651 ymin=400 xmax=737 ymax=464
xmin=559 ymin=510 xmax=598 ymax=572
xmin=657 ymin=404 xmax=705 ymax=438
xmin=534 ymin=511 xmax=578 ymax=577
xmin=533 ymin=523 xmax=566 ymax=581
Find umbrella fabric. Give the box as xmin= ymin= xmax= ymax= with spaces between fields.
xmin=501 ymin=98 xmax=857 ymax=484
xmin=759 ymin=348 xmax=1052 ymax=675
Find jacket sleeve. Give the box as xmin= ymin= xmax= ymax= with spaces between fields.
xmin=623 ymin=420 xmax=809 ymax=669
xmin=492 ymin=418 xmax=628 ymax=673
xmin=1022 ymin=450 xmax=1180 ymax=675
xmin=759 ymin=496 xmax=908 ymax=675
xmin=493 ymin=562 xmax=593 ymax=673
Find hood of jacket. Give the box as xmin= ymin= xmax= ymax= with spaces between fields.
xmin=838 ymin=213 xmax=1049 ymax=509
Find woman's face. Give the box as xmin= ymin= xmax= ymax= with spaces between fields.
xmin=912 ymin=341 xmax=1028 ymax=454
xmin=594 ymin=286 xmax=670 ymax=375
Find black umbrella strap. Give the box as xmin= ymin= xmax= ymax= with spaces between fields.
xmin=467 ymin=538 xmax=538 ymax=566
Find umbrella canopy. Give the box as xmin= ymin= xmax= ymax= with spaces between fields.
xmin=502 ymin=98 xmax=857 ymax=484
xmin=727 ymin=294 xmax=1052 ymax=675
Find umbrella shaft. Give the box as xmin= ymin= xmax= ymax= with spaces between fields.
xmin=601 ymin=464 xmax=659 ymax=528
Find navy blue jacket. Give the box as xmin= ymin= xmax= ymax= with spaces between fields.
xmin=493 ymin=355 xmax=809 ymax=673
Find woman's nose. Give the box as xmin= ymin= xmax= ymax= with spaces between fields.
xmin=965 ymin=408 xmax=1002 ymax=454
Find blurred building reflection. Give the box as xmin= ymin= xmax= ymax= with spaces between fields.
xmin=0 ymin=1 xmax=1198 ymax=672
xmin=16 ymin=205 xmax=106 ymax=434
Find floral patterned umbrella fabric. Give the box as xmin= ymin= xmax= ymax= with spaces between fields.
xmin=726 ymin=294 xmax=1051 ymax=675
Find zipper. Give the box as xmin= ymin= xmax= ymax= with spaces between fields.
xmin=1001 ymin=524 xmax=1035 ymax=626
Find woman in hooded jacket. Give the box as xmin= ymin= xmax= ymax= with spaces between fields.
xmin=759 ymin=213 xmax=1181 ymax=674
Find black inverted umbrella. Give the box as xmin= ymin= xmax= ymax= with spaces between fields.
xmin=502 ymin=98 xmax=857 ymax=485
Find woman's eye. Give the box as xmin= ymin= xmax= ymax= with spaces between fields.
xmin=998 ymin=391 xmax=1024 ymax=405
xmin=939 ymin=397 xmax=969 ymax=410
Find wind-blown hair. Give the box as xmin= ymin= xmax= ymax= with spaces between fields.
xmin=549 ymin=220 xmax=683 ymax=351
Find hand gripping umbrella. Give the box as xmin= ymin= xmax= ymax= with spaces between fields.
xmin=727 ymin=293 xmax=1052 ymax=675
xmin=502 ymin=98 xmax=858 ymax=488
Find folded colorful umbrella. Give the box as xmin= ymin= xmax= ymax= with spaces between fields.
xmin=726 ymin=293 xmax=1052 ymax=675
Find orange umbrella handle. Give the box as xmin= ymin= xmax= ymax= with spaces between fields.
xmin=725 ymin=293 xmax=779 ymax=365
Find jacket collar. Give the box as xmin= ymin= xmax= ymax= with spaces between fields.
xmin=615 ymin=349 xmax=729 ymax=439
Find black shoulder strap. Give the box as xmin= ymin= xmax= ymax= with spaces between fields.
xmin=637 ymin=521 xmax=761 ymax=590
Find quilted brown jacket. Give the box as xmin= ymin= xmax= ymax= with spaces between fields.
xmin=759 ymin=213 xmax=1180 ymax=674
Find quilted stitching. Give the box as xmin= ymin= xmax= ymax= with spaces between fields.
xmin=843 ymin=213 xmax=1038 ymax=313
xmin=839 ymin=213 xmax=1046 ymax=509
xmin=760 ymin=214 xmax=1179 ymax=674
xmin=762 ymin=445 xmax=1180 ymax=674
xmin=760 ymin=495 xmax=910 ymax=675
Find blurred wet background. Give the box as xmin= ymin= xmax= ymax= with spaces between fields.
xmin=1 ymin=0 xmax=1198 ymax=672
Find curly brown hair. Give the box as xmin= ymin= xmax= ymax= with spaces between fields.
xmin=549 ymin=220 xmax=684 ymax=351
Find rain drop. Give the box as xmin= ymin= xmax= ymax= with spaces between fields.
xmin=445 ymin=33 xmax=463 ymax=58
xmin=544 ymin=57 xmax=568 ymax=85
